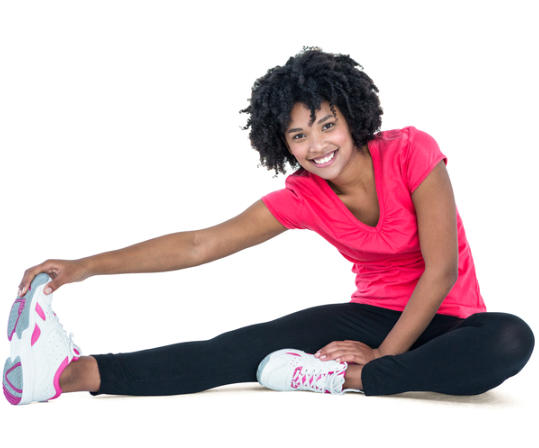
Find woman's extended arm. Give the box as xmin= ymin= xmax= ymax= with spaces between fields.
xmin=18 ymin=199 xmax=287 ymax=296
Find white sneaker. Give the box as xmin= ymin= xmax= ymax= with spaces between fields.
xmin=3 ymin=273 xmax=81 ymax=405
xmin=257 ymin=348 xmax=364 ymax=395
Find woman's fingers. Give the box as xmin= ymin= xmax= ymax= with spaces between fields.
xmin=18 ymin=260 xmax=58 ymax=297
xmin=42 ymin=273 xmax=63 ymax=295
xmin=315 ymin=341 xmax=349 ymax=359
xmin=18 ymin=266 xmax=39 ymax=297
xmin=314 ymin=341 xmax=338 ymax=358
xmin=315 ymin=340 xmax=356 ymax=356
xmin=315 ymin=340 xmax=374 ymax=363
xmin=321 ymin=348 xmax=358 ymax=362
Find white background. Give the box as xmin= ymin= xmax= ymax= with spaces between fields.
xmin=1 ymin=0 xmax=537 ymax=446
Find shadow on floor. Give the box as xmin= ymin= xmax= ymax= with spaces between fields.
xmin=91 ymin=383 xmax=513 ymax=405
xmin=376 ymin=389 xmax=513 ymax=405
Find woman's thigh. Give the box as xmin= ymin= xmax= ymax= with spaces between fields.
xmin=189 ymin=302 xmax=403 ymax=383
xmin=213 ymin=302 xmax=401 ymax=355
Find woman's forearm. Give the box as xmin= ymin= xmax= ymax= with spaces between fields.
xmin=79 ymin=231 xmax=201 ymax=277
xmin=377 ymin=270 xmax=458 ymax=357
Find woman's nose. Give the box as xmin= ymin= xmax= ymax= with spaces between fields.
xmin=309 ymin=134 xmax=326 ymax=151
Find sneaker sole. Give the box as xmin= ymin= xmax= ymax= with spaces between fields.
xmin=3 ymin=356 xmax=23 ymax=405
xmin=3 ymin=273 xmax=50 ymax=405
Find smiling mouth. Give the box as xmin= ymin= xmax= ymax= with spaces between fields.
xmin=310 ymin=150 xmax=336 ymax=161
xmin=310 ymin=149 xmax=338 ymax=165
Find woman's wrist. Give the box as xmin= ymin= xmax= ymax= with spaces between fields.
xmin=77 ymin=256 xmax=98 ymax=278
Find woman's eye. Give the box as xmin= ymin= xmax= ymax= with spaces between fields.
xmin=292 ymin=133 xmax=305 ymax=140
xmin=323 ymin=122 xmax=335 ymax=130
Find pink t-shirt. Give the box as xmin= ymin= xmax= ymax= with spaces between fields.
xmin=261 ymin=125 xmax=486 ymax=318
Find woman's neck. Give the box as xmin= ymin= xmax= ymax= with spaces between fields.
xmin=327 ymin=145 xmax=373 ymax=197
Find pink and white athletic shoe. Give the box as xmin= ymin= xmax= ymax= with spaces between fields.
xmin=3 ymin=273 xmax=81 ymax=405
xmin=257 ymin=348 xmax=364 ymax=395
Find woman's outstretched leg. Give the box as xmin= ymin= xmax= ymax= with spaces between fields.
xmin=361 ymin=312 xmax=535 ymax=396
xmin=84 ymin=303 xmax=403 ymax=397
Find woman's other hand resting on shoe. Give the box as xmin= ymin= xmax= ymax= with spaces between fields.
xmin=314 ymin=340 xmax=382 ymax=365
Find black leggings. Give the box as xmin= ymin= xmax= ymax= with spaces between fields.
xmin=89 ymin=303 xmax=535 ymax=397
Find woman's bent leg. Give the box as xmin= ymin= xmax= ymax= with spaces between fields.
xmin=88 ymin=303 xmax=401 ymax=397
xmin=361 ymin=312 xmax=535 ymax=396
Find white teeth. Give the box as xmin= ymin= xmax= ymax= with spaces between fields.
xmin=313 ymin=151 xmax=336 ymax=164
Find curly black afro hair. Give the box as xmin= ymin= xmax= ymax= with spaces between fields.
xmin=240 ymin=46 xmax=384 ymax=177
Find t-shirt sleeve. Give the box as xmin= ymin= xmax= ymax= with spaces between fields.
xmin=404 ymin=127 xmax=448 ymax=194
xmin=261 ymin=186 xmax=307 ymax=230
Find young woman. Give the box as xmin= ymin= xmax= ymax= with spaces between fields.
xmin=5 ymin=48 xmax=535 ymax=405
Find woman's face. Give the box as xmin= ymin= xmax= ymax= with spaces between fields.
xmin=284 ymin=101 xmax=360 ymax=179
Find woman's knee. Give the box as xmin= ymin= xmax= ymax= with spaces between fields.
xmin=498 ymin=313 xmax=535 ymax=371
xmin=471 ymin=312 xmax=535 ymax=373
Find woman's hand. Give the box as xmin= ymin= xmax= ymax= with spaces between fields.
xmin=314 ymin=340 xmax=382 ymax=365
xmin=18 ymin=258 xmax=93 ymax=297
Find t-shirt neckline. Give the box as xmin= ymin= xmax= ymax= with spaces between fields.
xmin=317 ymin=138 xmax=384 ymax=232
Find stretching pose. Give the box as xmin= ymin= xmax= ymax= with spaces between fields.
xmin=5 ymin=47 xmax=535 ymax=405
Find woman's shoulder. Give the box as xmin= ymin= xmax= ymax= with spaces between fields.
xmin=373 ymin=126 xmax=440 ymax=160
xmin=281 ymin=167 xmax=325 ymax=199
xmin=373 ymin=125 xmax=423 ymax=143
xmin=284 ymin=167 xmax=314 ymax=188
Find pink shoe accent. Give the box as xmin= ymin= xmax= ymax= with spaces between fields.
xmin=3 ymin=361 xmax=23 ymax=405
xmin=51 ymin=357 xmax=70 ymax=400
xmin=35 ymin=302 xmax=46 ymax=320
xmin=4 ymin=362 xmax=23 ymax=394
xmin=286 ymin=352 xmax=301 ymax=356
xmin=3 ymin=384 xmax=21 ymax=405
xmin=8 ymin=298 xmax=26 ymax=341
xmin=74 ymin=348 xmax=80 ymax=356
xmin=31 ymin=324 xmax=41 ymax=346
xmin=291 ymin=366 xmax=302 ymax=388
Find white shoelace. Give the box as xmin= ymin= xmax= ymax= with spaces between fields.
xmin=291 ymin=363 xmax=347 ymax=394
xmin=49 ymin=310 xmax=81 ymax=358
